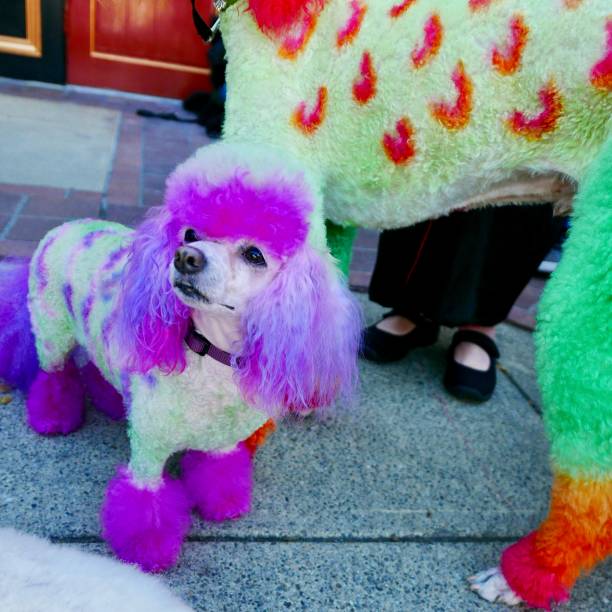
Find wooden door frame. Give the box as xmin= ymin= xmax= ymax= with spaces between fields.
xmin=0 ymin=0 xmax=42 ymax=58
xmin=0 ymin=0 xmax=65 ymax=83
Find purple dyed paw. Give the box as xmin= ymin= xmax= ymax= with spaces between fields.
xmin=101 ymin=466 xmax=192 ymax=573
xmin=80 ymin=362 xmax=126 ymax=420
xmin=26 ymin=364 xmax=85 ymax=435
xmin=181 ymin=444 xmax=253 ymax=522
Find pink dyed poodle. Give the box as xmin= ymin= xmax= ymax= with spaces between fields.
xmin=0 ymin=143 xmax=360 ymax=571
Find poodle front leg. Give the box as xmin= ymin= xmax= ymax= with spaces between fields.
xmin=26 ymin=359 xmax=85 ymax=435
xmin=100 ymin=449 xmax=191 ymax=572
xmin=181 ymin=442 xmax=253 ymax=522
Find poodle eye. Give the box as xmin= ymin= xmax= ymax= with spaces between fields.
xmin=242 ymin=246 xmax=266 ymax=267
xmin=184 ymin=229 xmax=199 ymax=243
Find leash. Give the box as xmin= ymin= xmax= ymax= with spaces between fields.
xmin=190 ymin=0 xmax=240 ymax=43
xmin=185 ymin=321 xmax=235 ymax=367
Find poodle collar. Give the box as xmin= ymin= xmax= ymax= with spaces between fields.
xmin=185 ymin=322 xmax=234 ymax=367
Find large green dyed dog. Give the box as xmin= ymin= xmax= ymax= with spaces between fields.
xmin=214 ymin=0 xmax=611 ymax=608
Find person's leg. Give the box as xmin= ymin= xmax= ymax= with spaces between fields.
xmin=454 ymin=324 xmax=496 ymax=371
xmin=442 ymin=204 xmax=565 ymax=401
xmin=362 ymin=221 xmax=441 ymax=362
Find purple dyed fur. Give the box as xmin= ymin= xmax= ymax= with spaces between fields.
xmin=115 ymin=149 xmax=360 ymax=415
xmin=165 ymin=169 xmax=310 ymax=258
xmin=27 ymin=360 xmax=85 ymax=435
xmin=81 ymin=293 xmax=95 ymax=337
xmin=83 ymin=229 xmax=111 ymax=248
xmin=181 ymin=444 xmax=253 ymax=521
xmin=101 ymin=466 xmax=192 ymax=573
xmin=80 ymin=362 xmax=126 ymax=420
xmin=0 ymin=259 xmax=39 ymax=391
xmin=34 ymin=237 xmax=54 ymax=291
xmin=63 ymin=283 xmax=74 ymax=317
xmin=115 ymin=210 xmax=190 ymax=374
xmin=236 ymin=246 xmax=362 ymax=414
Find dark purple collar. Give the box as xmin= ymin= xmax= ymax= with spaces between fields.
xmin=185 ymin=322 xmax=234 ymax=367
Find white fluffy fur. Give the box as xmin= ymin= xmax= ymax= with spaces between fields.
xmin=0 ymin=528 xmax=191 ymax=612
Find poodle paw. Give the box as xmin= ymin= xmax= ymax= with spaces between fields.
xmin=101 ymin=466 xmax=192 ymax=572
xmin=181 ymin=444 xmax=253 ymax=522
xmin=469 ymin=567 xmax=523 ymax=606
xmin=27 ymin=363 xmax=85 ymax=435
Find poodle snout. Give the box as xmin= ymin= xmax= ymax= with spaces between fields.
xmin=174 ymin=246 xmax=206 ymax=275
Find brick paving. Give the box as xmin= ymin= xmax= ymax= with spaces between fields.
xmin=0 ymin=79 xmax=210 ymax=261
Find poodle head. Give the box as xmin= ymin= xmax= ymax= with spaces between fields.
xmin=117 ymin=142 xmax=360 ymax=415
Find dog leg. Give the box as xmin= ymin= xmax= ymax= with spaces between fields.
xmin=499 ymin=475 xmax=612 ymax=610
xmin=181 ymin=442 xmax=253 ymax=521
xmin=483 ymin=139 xmax=612 ymax=609
xmin=79 ymin=362 xmax=126 ymax=421
xmin=325 ymin=220 xmax=357 ymax=277
xmin=26 ymin=360 xmax=85 ymax=435
xmin=100 ymin=464 xmax=192 ymax=572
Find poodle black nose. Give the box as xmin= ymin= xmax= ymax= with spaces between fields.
xmin=174 ymin=246 xmax=206 ymax=274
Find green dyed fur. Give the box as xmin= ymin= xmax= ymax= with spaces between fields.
xmin=220 ymin=2 xmax=612 ymax=480
xmin=536 ymin=136 xmax=612 ymax=480
xmin=325 ymin=220 xmax=356 ymax=277
xmin=222 ymin=0 xmax=611 ymax=228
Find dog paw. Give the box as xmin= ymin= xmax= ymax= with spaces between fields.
xmin=469 ymin=567 xmax=523 ymax=606
xmin=181 ymin=444 xmax=253 ymax=522
xmin=101 ymin=467 xmax=192 ymax=572
xmin=27 ymin=365 xmax=85 ymax=435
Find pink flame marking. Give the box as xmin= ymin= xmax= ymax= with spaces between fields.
xmin=411 ymin=13 xmax=443 ymax=69
xmin=492 ymin=14 xmax=529 ymax=75
xmin=337 ymin=0 xmax=367 ymax=48
xmin=292 ymin=86 xmax=328 ymax=134
xmin=382 ymin=117 xmax=417 ymax=165
xmin=590 ymin=20 xmax=612 ymax=91
xmin=278 ymin=12 xmax=318 ymax=59
xmin=389 ymin=0 xmax=417 ymax=19
xmin=507 ymin=80 xmax=564 ymax=140
xmin=469 ymin=0 xmax=494 ymax=11
xmin=247 ymin=0 xmax=325 ymax=36
xmin=353 ymin=51 xmax=377 ymax=104
xmin=429 ymin=61 xmax=474 ymax=130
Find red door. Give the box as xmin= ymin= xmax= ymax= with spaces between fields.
xmin=67 ymin=0 xmax=213 ymax=98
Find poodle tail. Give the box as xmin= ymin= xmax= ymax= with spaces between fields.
xmin=0 ymin=258 xmax=39 ymax=391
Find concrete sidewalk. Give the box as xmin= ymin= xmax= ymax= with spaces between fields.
xmin=0 ymin=297 xmax=610 ymax=610
xmin=0 ymin=80 xmax=609 ymax=610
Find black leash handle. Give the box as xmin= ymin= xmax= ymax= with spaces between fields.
xmin=191 ymin=0 xmax=220 ymax=43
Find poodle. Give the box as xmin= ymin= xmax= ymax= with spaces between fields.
xmin=206 ymin=0 xmax=611 ymax=608
xmin=0 ymin=142 xmax=360 ymax=572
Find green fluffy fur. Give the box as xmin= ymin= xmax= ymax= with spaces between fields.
xmin=536 ymin=136 xmax=612 ymax=480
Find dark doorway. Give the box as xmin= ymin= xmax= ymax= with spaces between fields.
xmin=0 ymin=0 xmax=65 ymax=84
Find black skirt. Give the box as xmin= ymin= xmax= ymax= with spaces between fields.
xmin=368 ymin=204 xmax=564 ymax=328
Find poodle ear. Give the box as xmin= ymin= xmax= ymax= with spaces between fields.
xmin=115 ymin=209 xmax=190 ymax=374
xmin=235 ymin=245 xmax=361 ymax=415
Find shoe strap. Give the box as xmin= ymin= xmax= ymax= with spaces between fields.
xmin=451 ymin=330 xmax=500 ymax=360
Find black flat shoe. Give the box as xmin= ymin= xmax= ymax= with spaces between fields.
xmin=443 ymin=330 xmax=500 ymax=402
xmin=360 ymin=313 xmax=439 ymax=363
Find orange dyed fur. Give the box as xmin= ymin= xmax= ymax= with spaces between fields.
xmin=534 ymin=475 xmax=612 ymax=589
xmin=244 ymin=419 xmax=277 ymax=454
